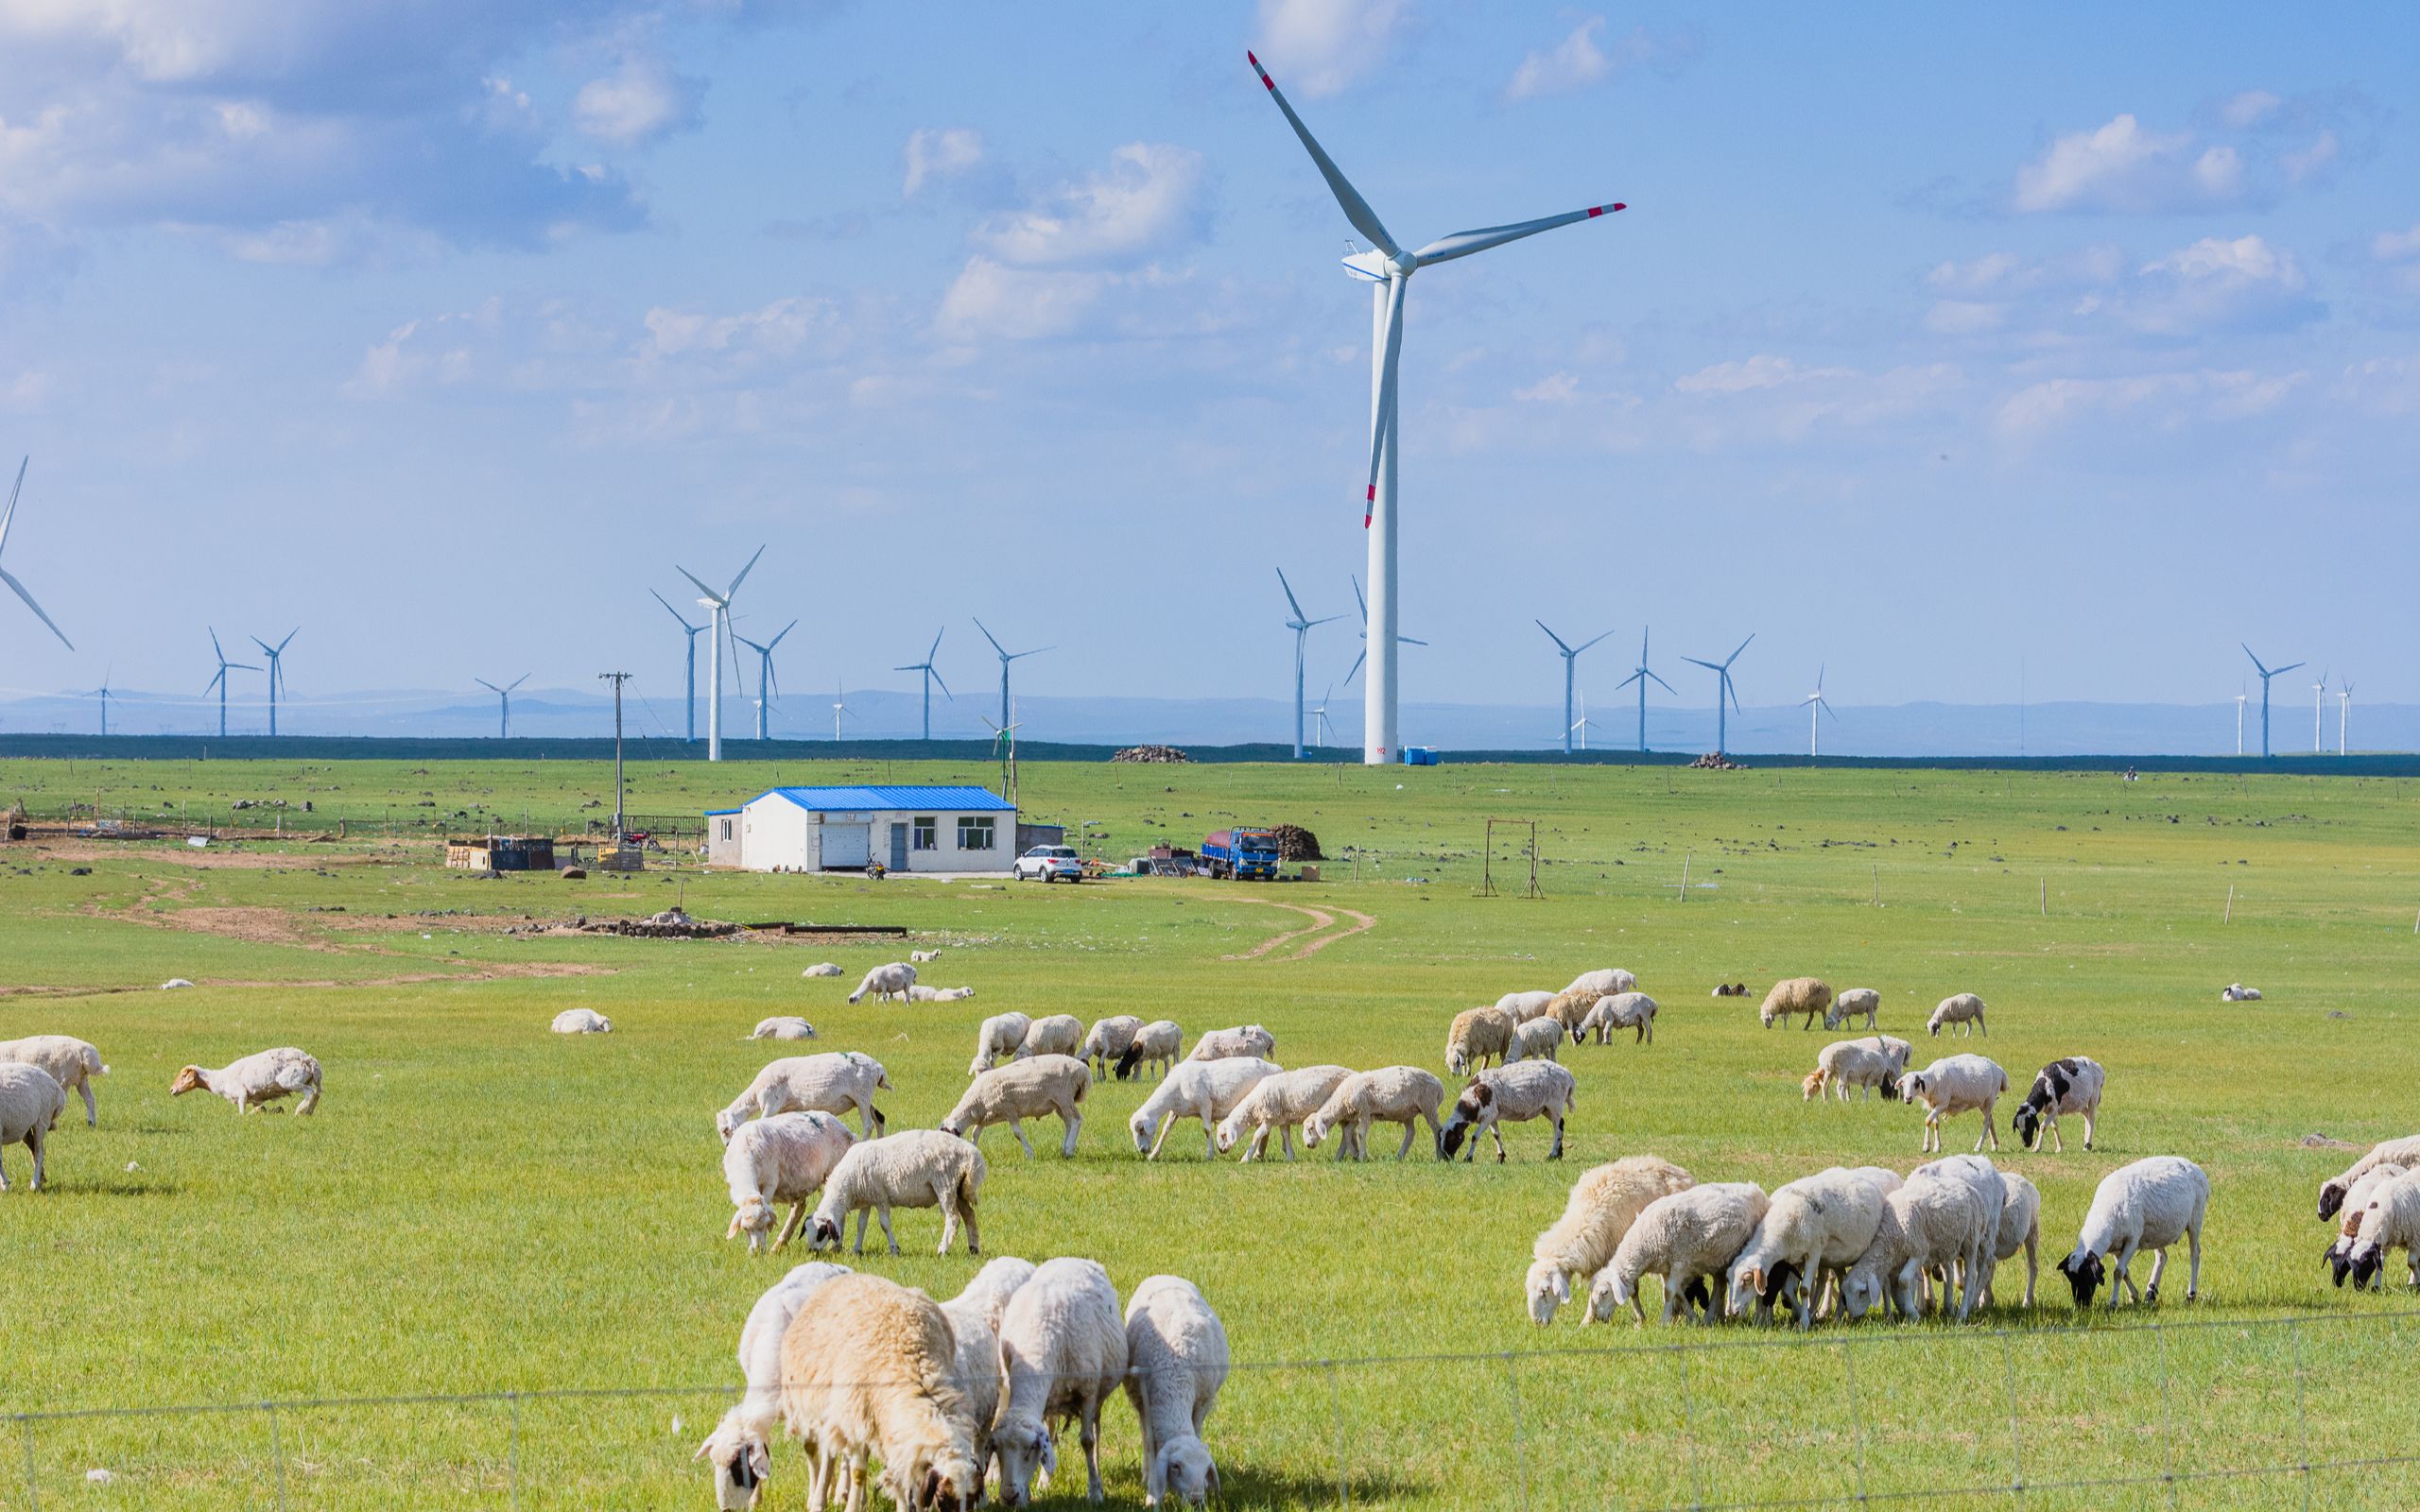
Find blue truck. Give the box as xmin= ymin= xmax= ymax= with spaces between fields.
xmin=1200 ymin=827 xmax=1282 ymax=880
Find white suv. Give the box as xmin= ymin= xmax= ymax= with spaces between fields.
xmin=1012 ymin=845 xmax=1084 ymax=884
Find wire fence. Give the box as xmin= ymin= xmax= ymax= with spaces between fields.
xmin=12 ymin=1306 xmax=2420 ymax=1509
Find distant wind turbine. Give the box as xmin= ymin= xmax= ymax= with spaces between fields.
xmin=832 ymin=679 xmax=853 ymax=742
xmin=88 ymin=667 xmax=113 ymax=736
xmin=895 ymin=628 xmax=951 ymax=741
xmin=1568 ymin=692 xmax=1593 ymax=752
xmin=2313 ymin=668 xmax=2329 ymax=755
xmin=2339 ymin=680 xmax=2354 ymax=755
xmin=251 ymin=629 xmax=298 ymax=737
xmin=649 ymin=589 xmax=707 ymax=743
xmin=1683 ymin=634 xmax=1754 ymax=756
xmin=203 ymin=629 xmax=256 ymax=739
xmin=734 ymin=620 xmax=796 ymax=741
xmin=475 ymin=674 xmax=529 ymax=739
xmin=2241 ymin=644 xmax=2301 ymax=759
xmin=2234 ymin=685 xmax=2247 ymax=757
xmin=1801 ymin=665 xmax=1836 ymax=758
xmin=1342 ymin=575 xmax=1426 ymax=687
xmin=0 ymin=456 xmax=73 ymax=650
xmin=1277 ymin=568 xmax=1344 ymax=760
xmin=1310 ymin=682 xmax=1336 ymax=748
xmin=974 ymin=619 xmax=1049 ymax=732
xmin=675 ymin=544 xmax=765 ymax=763
xmin=1537 ymin=621 xmax=1614 ymax=755
xmin=1613 ymin=627 xmax=1674 ymax=753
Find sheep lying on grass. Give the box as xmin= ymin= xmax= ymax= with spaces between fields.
xmin=941 ymin=1056 xmax=1089 ymax=1159
xmin=0 ymin=1036 xmax=106 ymax=1127
xmin=1079 ymin=1016 xmax=1144 ymax=1079
xmin=1901 ymin=1054 xmax=2008 ymax=1153
xmin=550 ymin=1007 xmax=611 ymax=1034
xmin=1129 ymin=1058 xmax=1285 ymax=1160
xmin=0 ymin=1064 xmax=67 ymax=1193
xmin=1576 ymin=992 xmax=1656 ymax=1046
xmin=1440 ymin=1060 xmax=1575 ymax=1163
xmin=723 ymin=1110 xmax=856 ymax=1255
xmin=1215 ymin=1065 xmax=1353 ymax=1161
xmin=969 ymin=1014 xmax=1035 ymax=1077
xmin=746 ymin=1017 xmax=818 ymax=1042
xmin=800 ymin=962 xmax=844 ymax=979
xmin=804 ymin=1129 xmax=985 ymax=1257
xmin=2317 ymin=1135 xmax=2420 ymax=1219
xmin=1759 ymin=977 xmax=1832 ymax=1031
xmin=1301 ymin=1067 xmax=1443 ymax=1162
xmin=169 ymin=1047 xmax=321 ymax=1115
xmin=717 ymin=1052 xmax=889 ymax=1142
xmin=1124 ymin=1276 xmax=1228 ymax=1508
xmin=778 ymin=1272 xmax=981 ymax=1512
xmin=1824 ymin=988 xmax=1881 ymax=1032
xmin=2221 ymin=983 xmax=2262 ymax=1002
xmin=1587 ymin=1182 xmax=1768 ymax=1325
xmin=694 ymin=1261 xmax=852 ymax=1511
xmin=910 ymin=948 xmax=943 ymax=963
xmin=906 ymin=985 xmax=977 ymax=1003
xmin=847 ymin=962 xmax=916 ymax=1005
xmin=1444 ymin=1006 xmax=1516 ymax=1075
xmin=1927 ymin=992 xmax=1988 ymax=1038
xmin=993 ymin=1258 xmax=1128 ymax=1507
xmin=2058 ymin=1156 xmax=2208 ymax=1308
xmin=1526 ymin=1155 xmax=1696 ymax=1325
xmin=1115 ymin=1022 xmax=1183 ymax=1081
xmin=1186 ymin=1025 xmax=1275 ymax=1063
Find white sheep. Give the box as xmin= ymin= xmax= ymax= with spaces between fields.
xmin=1185 ymin=1024 xmax=1275 ymax=1063
xmin=1824 ymin=987 xmax=1881 ymax=1031
xmin=1503 ymin=1016 xmax=1566 ymax=1064
xmin=1910 ymin=1154 xmax=2009 ymax=1314
xmin=1839 ymin=1171 xmax=1996 ymax=1322
xmin=1861 ymin=1034 xmax=1916 ymax=1076
xmin=1982 ymin=1172 xmax=2042 ymax=1309
xmin=1123 ymin=1275 xmax=1228 ymax=1508
xmin=1115 ymin=1021 xmax=1184 ymax=1081
xmin=1525 ymin=1155 xmax=1696 ymax=1325
xmin=0 ymin=1035 xmax=107 ymax=1127
xmin=1802 ymin=1039 xmax=1900 ymax=1103
xmin=724 ymin=1109 xmax=857 ymax=1255
xmin=801 ymin=962 xmax=844 ymax=978
xmin=1901 ymin=1054 xmax=2008 ymax=1152
xmin=804 ymin=1128 xmax=986 ymax=1257
xmin=941 ymin=1055 xmax=1090 ymax=1159
xmin=910 ymin=948 xmax=944 ymax=963
xmin=1495 ymin=989 xmax=1557 ymax=1022
xmin=1440 ymin=1060 xmax=1577 ymax=1163
xmin=1444 ymin=1006 xmax=1517 ymax=1075
xmin=2316 ymin=1135 xmax=2420 ymax=1220
xmin=2326 ymin=1163 xmax=2410 ymax=1288
xmin=2011 ymin=1056 xmax=2104 ymax=1153
xmin=969 ymin=1013 xmax=1035 ymax=1076
xmin=993 ymin=1257 xmax=1129 ymax=1507
xmin=1129 ymin=1058 xmax=1285 ymax=1160
xmin=1927 ymin=991 xmax=1988 ymax=1038
xmin=550 ymin=1007 xmax=613 ymax=1034
xmin=168 ymin=1047 xmax=321 ymax=1115
xmin=694 ymin=1260 xmax=853 ymax=1511
xmin=745 ymin=1016 xmax=818 ymax=1041
xmin=717 ymin=1052 xmax=890 ymax=1142
xmin=1759 ymin=977 xmax=1833 ymax=1030
xmin=2220 ymin=982 xmax=2262 ymax=1002
xmin=1015 ymin=1014 xmax=1083 ymax=1061
xmin=1079 ymin=1016 xmax=1144 ymax=1078
xmin=941 ymin=1257 xmax=1039 ymax=1492
xmin=0 ymin=1064 xmax=67 ymax=1193
xmin=1725 ymin=1166 xmax=1895 ymax=1328
xmin=906 ymin=985 xmax=978 ymax=1003
xmin=1301 ymin=1067 xmax=1444 ymax=1162
xmin=777 ymin=1272 xmax=982 ymax=1512
xmin=2343 ymin=1169 xmax=2420 ymax=1292
xmin=1576 ymin=992 xmax=1656 ymax=1046
xmin=1564 ymin=968 xmax=1637 ymax=997
xmin=2057 ymin=1156 xmax=2208 ymax=1308
xmin=1586 ymin=1182 xmax=1769 ymax=1325
xmin=1214 ymin=1064 xmax=1353 ymax=1161
xmin=847 ymin=961 xmax=918 ymax=1005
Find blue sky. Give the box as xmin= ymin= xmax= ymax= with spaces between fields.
xmin=3 ymin=1 xmax=2416 ymax=735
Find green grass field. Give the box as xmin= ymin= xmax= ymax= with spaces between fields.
xmin=4 ymin=756 xmax=2418 ymax=1510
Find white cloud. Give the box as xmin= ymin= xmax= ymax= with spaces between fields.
xmin=902 ymin=127 xmax=983 ymax=197
xmin=977 ymin=143 xmax=1205 ymax=268
xmin=1512 ymin=371 xmax=1579 ymax=403
xmin=1997 ymin=368 xmax=2303 ymax=436
xmin=573 ymin=55 xmax=704 ymax=146
xmin=2013 ymin=114 xmax=2245 ymax=214
xmin=2126 ymin=233 xmax=2317 ymax=335
xmin=937 ymin=257 xmax=1111 ymax=343
xmin=2218 ymin=90 xmax=2282 ymax=129
xmin=2282 ymin=129 xmax=2338 ymax=182
xmin=2370 ymin=223 xmax=2420 ymax=264
xmin=642 ymin=297 xmax=826 ymax=358
xmin=1925 ymin=301 xmax=2003 ymax=335
xmin=1673 ymin=354 xmax=1851 ymax=394
xmin=1252 ymin=0 xmax=1409 ymax=99
xmin=1504 ymin=17 xmax=1695 ymax=102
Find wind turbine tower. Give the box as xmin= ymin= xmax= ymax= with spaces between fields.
xmin=1569 ymin=692 xmax=1593 ymax=752
xmin=974 ymin=619 xmax=1050 ymax=732
xmin=89 ymin=670 xmax=113 ymax=736
xmin=1536 ymin=622 xmax=1614 ymax=755
xmin=734 ymin=620 xmax=796 ymax=741
xmin=2234 ymin=686 xmax=2247 ymax=757
xmin=203 ymin=630 xmax=256 ymax=739
xmin=1683 ymin=634 xmax=1754 ymax=756
xmin=1310 ymin=684 xmax=1335 ymax=748
xmin=895 ymin=629 xmax=951 ymax=741
xmin=1276 ymin=568 xmax=1343 ymax=759
xmin=1802 ymin=665 xmax=1836 ymax=757
xmin=1247 ymin=52 xmax=1626 ymax=765
xmin=2313 ymin=670 xmax=2329 ymax=755
xmin=2339 ymin=681 xmax=2354 ymax=755
xmin=1613 ymin=628 xmax=1674 ymax=753
xmin=251 ymin=629 xmax=297 ymax=737
xmin=2240 ymin=644 xmax=2302 ymax=759
xmin=832 ymin=680 xmax=853 ymax=742
xmin=649 ymin=590 xmax=706 ymax=743
xmin=675 ymin=545 xmax=764 ymax=762
xmin=0 ymin=456 xmax=74 ymax=650
xmin=475 ymin=674 xmax=529 ymax=739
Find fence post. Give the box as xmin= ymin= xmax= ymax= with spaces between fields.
xmin=2288 ymin=1319 xmax=2313 ymax=1511
xmin=265 ymin=1402 xmax=289 ymax=1512
xmin=1503 ymin=1353 xmax=1529 ymax=1511
xmin=1325 ymin=1363 xmax=1349 ymax=1509
xmin=18 ymin=1417 xmax=38 ymax=1512
xmin=1838 ymin=1337 xmax=1870 ymax=1504
xmin=1997 ymin=1331 xmax=2024 ymax=1497
xmin=2153 ymin=1324 xmax=2180 ymax=1509
xmin=1672 ymin=1344 xmax=1706 ymax=1511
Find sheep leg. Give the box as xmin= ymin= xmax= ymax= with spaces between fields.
xmin=1200 ymin=1115 xmax=1218 ymax=1160
xmin=1146 ymin=1113 xmax=1176 ymax=1160
xmin=2186 ymin=1220 xmax=2202 ymax=1301
xmin=1007 ymin=1119 xmax=1036 ymax=1159
xmin=1060 ymin=1108 xmax=1081 ymax=1159
xmin=1659 ymin=1272 xmax=1685 ymax=1325
xmin=1280 ymin=1125 xmax=1297 ymax=1160
xmin=2048 ymin=1117 xmax=2064 ymax=1155
xmin=851 ymin=1208 xmax=873 ymax=1255
xmin=2142 ymin=1244 xmax=2169 ymax=1303
xmin=2082 ymin=1106 xmax=2096 ymax=1151
xmin=2111 ymin=1239 xmax=2140 ymax=1307
xmin=871 ymin=1205 xmax=901 ymax=1256
xmin=1490 ymin=1120 xmax=1509 ymax=1164
xmin=772 ymin=1199 xmax=808 ymax=1252
xmin=1391 ymin=1119 xmax=1415 ymax=1161
xmin=2023 ymin=1230 xmax=2039 ymax=1308
xmin=79 ymin=1080 xmax=97 ymax=1127
xmin=1546 ymin=1109 xmax=1564 ymax=1161
xmin=1080 ymin=1396 xmax=1105 ymax=1503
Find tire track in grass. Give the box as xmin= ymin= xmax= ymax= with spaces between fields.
xmin=1219 ymin=897 xmax=1376 ymax=960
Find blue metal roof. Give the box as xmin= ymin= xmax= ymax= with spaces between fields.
xmin=730 ymin=785 xmax=1014 ymax=814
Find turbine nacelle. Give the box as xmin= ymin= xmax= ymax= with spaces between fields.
xmin=1340 ymin=249 xmax=1392 ymax=283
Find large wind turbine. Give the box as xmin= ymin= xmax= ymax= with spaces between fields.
xmin=1276 ymin=569 xmax=1344 ymax=759
xmin=896 ymin=628 xmax=951 ymax=741
xmin=251 ymin=629 xmax=297 ymax=737
xmin=2312 ymin=669 xmax=2329 ymax=755
xmin=2339 ymin=681 xmax=2354 ymax=755
xmin=88 ymin=669 xmax=113 ymax=736
xmin=1801 ymin=665 xmax=1836 ymax=758
xmin=203 ymin=629 xmax=255 ymax=739
xmin=1613 ymin=628 xmax=1674 ymax=754
xmin=1536 ymin=622 xmax=1614 ymax=755
xmin=649 ymin=589 xmax=706 ymax=743
xmin=974 ymin=619 xmax=1050 ymax=732
xmin=2234 ymin=685 xmax=2247 ymax=757
xmin=2241 ymin=644 xmax=2301 ymax=759
xmin=675 ymin=545 xmax=764 ymax=762
xmin=734 ymin=620 xmax=796 ymax=741
xmin=1341 ymin=575 xmax=1425 ymax=687
xmin=475 ymin=674 xmax=529 ymax=739
xmin=1 ymin=456 xmax=73 ymax=650
xmin=1683 ymin=634 xmax=1754 ymax=756
xmin=1247 ymin=52 xmax=1626 ymax=765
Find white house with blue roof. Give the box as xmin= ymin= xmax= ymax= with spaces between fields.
xmin=703 ymin=785 xmax=1018 ymax=873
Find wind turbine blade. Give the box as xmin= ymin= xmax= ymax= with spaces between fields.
xmin=1342 ymin=649 xmax=1365 ymax=686
xmin=1682 ymin=657 xmax=1720 ymax=673
xmin=0 ymin=456 xmax=22 ymax=553
xmin=1411 ymin=203 xmax=1625 ymax=266
xmin=649 ymin=588 xmax=697 ymax=628
xmin=1352 ymin=575 xmax=1367 ymax=619
xmin=251 ymin=636 xmax=275 ymax=658
xmin=1574 ymin=628 xmax=1616 ymax=655
xmin=509 ymin=674 xmax=530 ymax=692
xmin=1016 ymin=645 xmax=1056 ymax=660
xmin=2273 ymin=662 xmax=2305 ymax=677
xmin=210 ymin=627 xmax=226 ymax=662
xmin=1728 ymin=678 xmax=1742 ymax=714
xmin=769 ymin=621 xmax=797 ymax=651
xmin=724 ymin=544 xmax=767 ymax=599
xmin=1397 ymin=634 xmax=1429 ymax=647
xmin=676 ymin=565 xmax=722 ymax=605
xmin=476 ymin=679 xmax=501 ymax=694
xmin=2240 ymin=643 xmax=2267 ymax=677
xmin=1727 ymin=632 xmax=1755 ymax=665
xmin=932 ymin=668 xmax=953 ymax=699
xmin=1648 ymin=670 xmax=1677 ymax=695
xmin=974 ymin=618 xmax=1007 ymax=659
xmin=927 ymin=627 xmax=945 ymax=662
xmin=1244 ymin=53 xmax=1402 ymax=259
xmin=1306 ymin=613 xmax=1347 ymax=627
xmin=203 ymin=669 xmax=224 ymax=696
xmin=1 ymin=567 xmax=72 ymax=649
xmin=1615 ymin=669 xmax=1645 ymax=691
xmin=1534 ymin=620 xmax=1574 ymax=655
xmin=1275 ymin=567 xmax=1307 ymax=622
xmin=275 ymin=628 xmax=299 ymax=654
xmin=1363 ymin=273 xmax=1406 ymax=526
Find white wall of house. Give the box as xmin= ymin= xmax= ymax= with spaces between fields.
xmin=713 ymin=796 xmax=1012 ymax=872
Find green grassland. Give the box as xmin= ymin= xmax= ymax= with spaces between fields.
xmin=3 ymin=756 xmax=2419 ymax=1509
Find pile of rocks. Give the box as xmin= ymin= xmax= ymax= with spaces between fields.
xmin=1111 ymin=745 xmax=1192 ymax=764
xmin=1268 ymin=823 xmax=1323 ymax=861
xmin=1686 ymin=752 xmax=1747 ymax=771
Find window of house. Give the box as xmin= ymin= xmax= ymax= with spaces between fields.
xmin=912 ymin=816 xmax=937 ymax=850
xmin=719 ymin=819 xmax=734 ymax=842
xmin=957 ymin=816 xmax=996 ymax=850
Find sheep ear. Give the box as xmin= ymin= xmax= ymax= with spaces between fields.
xmin=693 ymin=1437 xmax=717 ymax=1463
xmin=726 ymin=1213 xmax=744 ymax=1239
xmin=1206 ymin=1460 xmax=1221 ymax=1503
xmin=1550 ymin=1270 xmax=1570 ymax=1304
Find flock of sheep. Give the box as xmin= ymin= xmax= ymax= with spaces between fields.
xmin=0 ymin=1036 xmax=322 ymax=1190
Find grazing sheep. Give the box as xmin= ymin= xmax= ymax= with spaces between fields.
xmin=1759 ymin=977 xmax=1833 ymax=1031
xmin=2343 ymin=1169 xmax=2420 ymax=1292
xmin=550 ymin=1007 xmax=612 ymax=1034
xmin=1129 ymin=1058 xmax=1285 ymax=1160
xmin=1900 ymin=1054 xmax=2009 ymax=1152
xmin=1537 ymin=989 xmax=1603 ymax=1040
xmin=0 ymin=1035 xmax=107 ymax=1127
xmin=695 ymin=1261 xmax=853 ymax=1510
xmin=941 ymin=1258 xmax=1039 ymax=1492
xmin=1576 ymin=992 xmax=1656 ymax=1046
xmin=1123 ymin=1276 xmax=1228 ymax=1508
xmin=993 ymin=1257 xmax=1129 ymax=1507
xmin=1840 ymin=1172 xmax=1997 ymax=1322
xmin=717 ymin=1052 xmax=890 ymax=1142
xmin=969 ymin=1014 xmax=1035 ymax=1077
xmin=1185 ymin=1025 xmax=1275 ymax=1063
xmin=1927 ymin=991 xmax=1988 ymax=1038
xmin=1301 ymin=1067 xmax=1444 ymax=1162
xmin=941 ymin=1055 xmax=1089 ymax=1159
xmin=1015 ymin=1014 xmax=1083 ymax=1061
xmin=801 ymin=962 xmax=844 ymax=979
xmin=1861 ymin=1034 xmax=1916 ymax=1076
xmin=1115 ymin=1021 xmax=1183 ymax=1082
xmin=1504 ymin=1017 xmax=1566 ymax=1064
xmin=804 ymin=1129 xmax=986 ymax=1257
xmin=1079 ymin=1016 xmax=1145 ymax=1078
xmin=1215 ymin=1064 xmax=1353 ymax=1161
xmin=911 ymin=949 xmax=943 ymax=963
xmin=724 ymin=1110 xmax=857 ymax=1255
xmin=1444 ymin=1006 xmax=1517 ymax=1075
xmin=1803 ymin=1039 xmax=1901 ymax=1103
xmin=2012 ymin=1056 xmax=2105 ymax=1153
xmin=2221 ymin=983 xmax=2262 ymax=1002
xmin=1564 ymin=968 xmax=1637 ymax=997
xmin=1726 ymin=1166 xmax=1894 ymax=1328
xmin=168 ymin=1047 xmax=321 ymax=1115
xmin=1495 ymin=990 xmax=1557 ymax=1022
xmin=2057 ymin=1156 xmax=2208 ymax=1308
xmin=777 ymin=1273 xmax=982 ymax=1512
xmin=0 ymin=1064 xmax=67 ymax=1193
xmin=1440 ymin=1060 xmax=1576 ymax=1163
xmin=1910 ymin=1155 xmax=2010 ymax=1314
xmin=1982 ymin=1172 xmax=2042 ymax=1309
xmin=1824 ymin=988 xmax=1881 ymax=1032
xmin=746 ymin=1016 xmax=819 ymax=1042
xmin=907 ymin=985 xmax=978 ymax=1003
xmin=1525 ymin=1155 xmax=1696 ymax=1325
xmin=847 ymin=961 xmax=917 ymax=1005
xmin=2325 ymin=1163 xmax=2409 ymax=1287
xmin=1587 ymin=1182 xmax=1769 ymax=1325
xmin=2316 ymin=1135 xmax=2420 ymax=1219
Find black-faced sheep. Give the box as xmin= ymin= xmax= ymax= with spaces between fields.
xmin=1586 ymin=1182 xmax=1768 ymax=1325
xmin=2317 ymin=1135 xmax=2420 ymax=1220
xmin=804 ymin=1129 xmax=986 ymax=1256
xmin=1440 ymin=1060 xmax=1575 ymax=1163
xmin=2012 ymin=1056 xmax=2104 ymax=1153
xmin=2057 ymin=1156 xmax=2208 ymax=1308
xmin=1115 ymin=1021 xmax=1184 ymax=1081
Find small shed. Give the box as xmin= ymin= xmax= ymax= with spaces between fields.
xmin=705 ymin=786 xmax=1017 ymax=873
xmin=445 ymin=834 xmax=556 ymax=871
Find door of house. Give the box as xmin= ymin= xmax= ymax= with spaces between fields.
xmin=889 ymin=822 xmax=908 ymax=870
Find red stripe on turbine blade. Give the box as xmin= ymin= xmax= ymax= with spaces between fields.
xmin=1364 ymin=513 xmax=1373 ymax=528
xmin=1587 ymin=206 xmax=1601 ymax=217
xmin=1366 ymin=484 xmax=1376 ymax=501
xmin=1611 ymin=202 xmax=1626 ymax=212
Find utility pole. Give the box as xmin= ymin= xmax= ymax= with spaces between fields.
xmin=599 ymin=672 xmax=632 ymax=842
